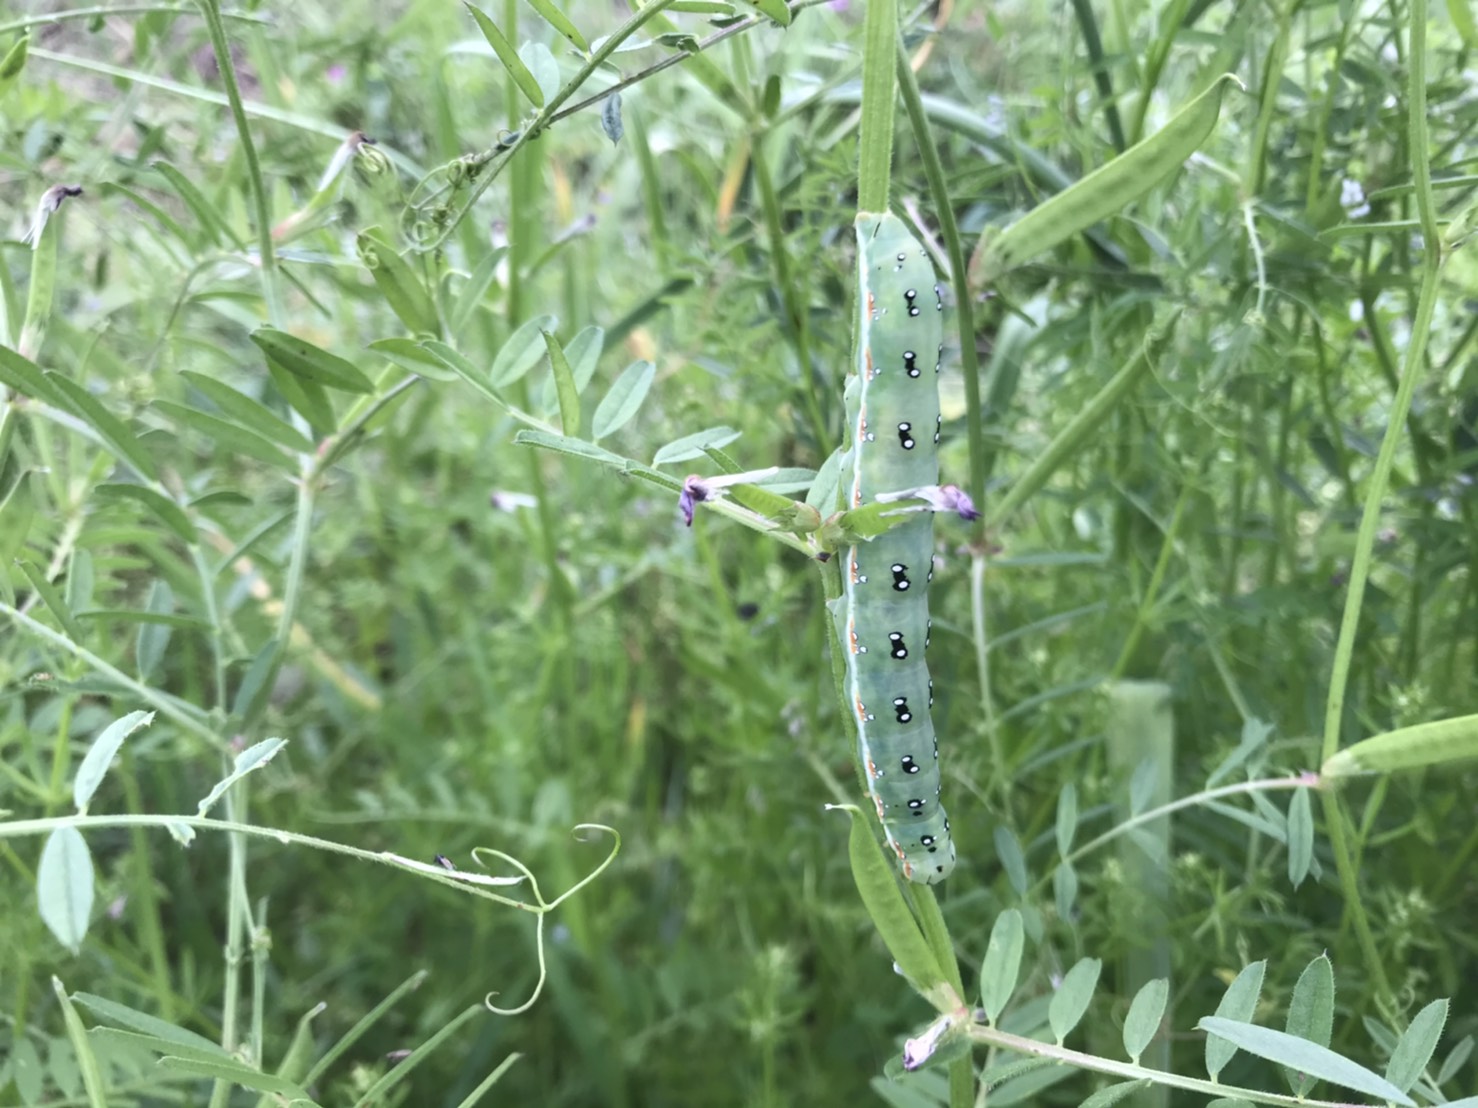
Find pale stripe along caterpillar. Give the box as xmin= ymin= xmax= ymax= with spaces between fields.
xmin=828 ymin=212 xmax=959 ymax=885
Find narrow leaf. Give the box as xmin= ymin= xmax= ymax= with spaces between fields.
xmin=153 ymin=400 xmax=295 ymax=468
xmin=523 ymin=0 xmax=589 ymax=50
xmin=518 ymin=41 xmax=560 ymax=103
xmin=18 ymin=560 xmax=86 ymax=643
xmin=358 ymin=228 xmax=440 ymax=337
xmin=1055 ymin=781 xmax=1077 ymax=856
xmin=251 ymin=327 xmax=373 ymax=393
xmin=369 ymin=337 xmax=460 ymax=382
xmin=1286 ymin=786 xmax=1314 ymax=888
xmin=565 ymin=325 xmax=604 ymax=392
xmin=74 ymin=710 xmax=153 ymax=813
xmin=264 ymin=359 xmax=335 ymax=436
xmin=44 ymin=371 xmax=158 ymax=479
xmin=994 ymin=826 xmax=1028 ymax=897
xmin=0 ymin=343 xmax=67 ymax=405
xmin=197 ymin=738 xmax=288 ymax=815
xmin=177 ymin=373 xmax=313 ymax=452
xmin=94 ymin=483 xmax=196 ymax=542
xmin=50 ymin=979 xmax=108 ymax=1106
xmin=178 ymin=374 xmax=311 ymax=451
xmin=448 ymin=246 xmax=508 ymax=334
xmin=1386 ymin=999 xmax=1448 ymax=1093
xmin=38 ymin=827 xmax=94 ymax=953
xmin=978 ymin=908 xmax=1024 ymax=1023
xmin=1205 ymin=960 xmax=1265 ymax=1079
xmin=1047 ymin=957 xmax=1100 ymax=1043
xmin=543 ymin=331 xmax=581 ymax=435
xmin=157 ymin=1055 xmax=312 ymax=1099
xmin=830 ymin=805 xmax=947 ymax=998
xmin=1122 ymin=978 xmax=1168 ymax=1063
xmin=1197 ymin=1018 xmax=1414 ymax=1106
xmin=652 ymin=425 xmax=741 ymax=465
xmin=1284 ymin=953 xmax=1334 ymax=1095
xmin=1053 ymin=860 xmax=1078 ymax=920
xmin=592 ymin=359 xmax=654 ymax=439
xmin=490 ymin=314 xmax=559 ymax=386
xmin=465 ymin=4 xmax=545 ymax=107
xmin=1081 ymin=1079 xmax=1151 ymax=1108
xmin=73 ymin=993 xmax=224 ymax=1052
xmin=136 ymin=578 xmax=174 ymax=681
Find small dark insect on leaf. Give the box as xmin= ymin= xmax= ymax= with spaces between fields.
xmin=434 ymin=854 xmax=457 ymax=871
xmin=736 ymin=602 xmax=759 ymax=621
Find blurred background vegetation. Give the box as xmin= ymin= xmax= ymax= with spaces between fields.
xmin=2 ymin=0 xmax=1476 ymax=1103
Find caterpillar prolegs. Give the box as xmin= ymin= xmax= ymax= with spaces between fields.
xmin=825 ymin=212 xmax=961 ymax=885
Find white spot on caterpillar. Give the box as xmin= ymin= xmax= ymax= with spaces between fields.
xmin=897 ymin=423 xmax=915 ymax=450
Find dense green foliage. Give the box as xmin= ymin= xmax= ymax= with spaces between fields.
xmin=2 ymin=0 xmax=1477 ymax=1104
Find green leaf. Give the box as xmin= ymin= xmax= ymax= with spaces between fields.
xmin=136 ymin=578 xmax=174 ymax=681
xmin=1122 ymin=978 xmax=1168 ymax=1063
xmin=0 ymin=343 xmax=67 ymax=406
xmin=448 ymin=247 xmax=508 ymax=334
xmin=565 ymin=325 xmax=604 ymax=392
xmin=94 ymin=483 xmax=197 ymax=542
xmin=978 ymin=908 xmax=1024 ymax=1023
xmin=1386 ymin=999 xmax=1448 ymax=1093
xmin=652 ymin=425 xmax=741 ymax=465
xmin=1448 ymin=0 xmax=1478 ymax=48
xmin=50 ymin=979 xmax=107 ymax=1107
xmin=0 ymin=33 xmax=29 ymax=83
xmin=358 ymin=227 xmax=440 ymax=337
xmin=74 ymin=993 xmax=224 ymax=1053
xmin=1080 ymin=1079 xmax=1151 ymax=1108
xmin=490 ymin=314 xmax=559 ymax=386
xmin=1286 ymin=786 xmax=1313 ymax=888
xmin=17 ymin=560 xmax=87 ymax=644
xmin=44 ymin=371 xmax=158 ymax=479
xmin=742 ymin=0 xmax=792 ymax=24
xmin=64 ymin=548 xmax=93 ymax=613
xmin=994 ymin=826 xmax=1028 ymax=896
xmin=1197 ymin=1018 xmax=1414 ymax=1106
xmin=830 ymin=804 xmax=948 ymax=1001
xmin=264 ymin=358 xmax=335 ymax=436
xmin=153 ymin=399 xmax=296 ymax=468
xmin=465 ymin=3 xmax=545 ymax=107
xmin=1205 ymin=961 xmax=1265 ymax=1079
xmin=522 ymin=0 xmax=589 ymax=50
xmin=230 ymin=639 xmax=279 ymax=723
xmin=1283 ymin=953 xmax=1334 ymax=1095
xmin=1055 ymin=781 xmax=1077 ymax=856
xmin=38 ymin=827 xmax=94 ymax=954
xmin=369 ymin=338 xmax=460 ymax=383
xmin=89 ymin=1026 xmax=232 ymax=1065
xmin=1053 ymin=860 xmax=1078 ymax=919
xmin=976 ymin=75 xmax=1239 ymax=280
xmin=592 ymin=360 xmax=655 ymax=439
xmin=543 ymin=331 xmax=581 ymax=436
xmin=1322 ymin=713 xmax=1478 ymax=777
xmin=1437 ymin=1034 xmax=1472 ymax=1084
xmin=518 ymin=41 xmax=560 ymax=103
xmin=74 ymin=710 xmax=153 ymax=814
xmin=252 ymin=327 xmax=373 ymax=394
xmin=157 ymin=1054 xmax=314 ymax=1100
xmin=197 ymin=738 xmax=288 ymax=816
xmin=152 ymin=161 xmax=238 ymax=248
xmin=1047 ymin=957 xmax=1100 ymax=1044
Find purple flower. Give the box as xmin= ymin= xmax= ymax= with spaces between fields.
xmin=679 ymin=475 xmax=711 ymax=526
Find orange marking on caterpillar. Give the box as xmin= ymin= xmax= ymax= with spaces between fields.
xmin=856 ymin=697 xmax=868 ymax=722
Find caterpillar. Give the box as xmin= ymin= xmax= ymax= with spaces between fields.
xmin=828 ymin=212 xmax=959 ymax=885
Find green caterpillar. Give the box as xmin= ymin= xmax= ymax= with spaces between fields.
xmin=827 ymin=212 xmax=966 ymax=885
